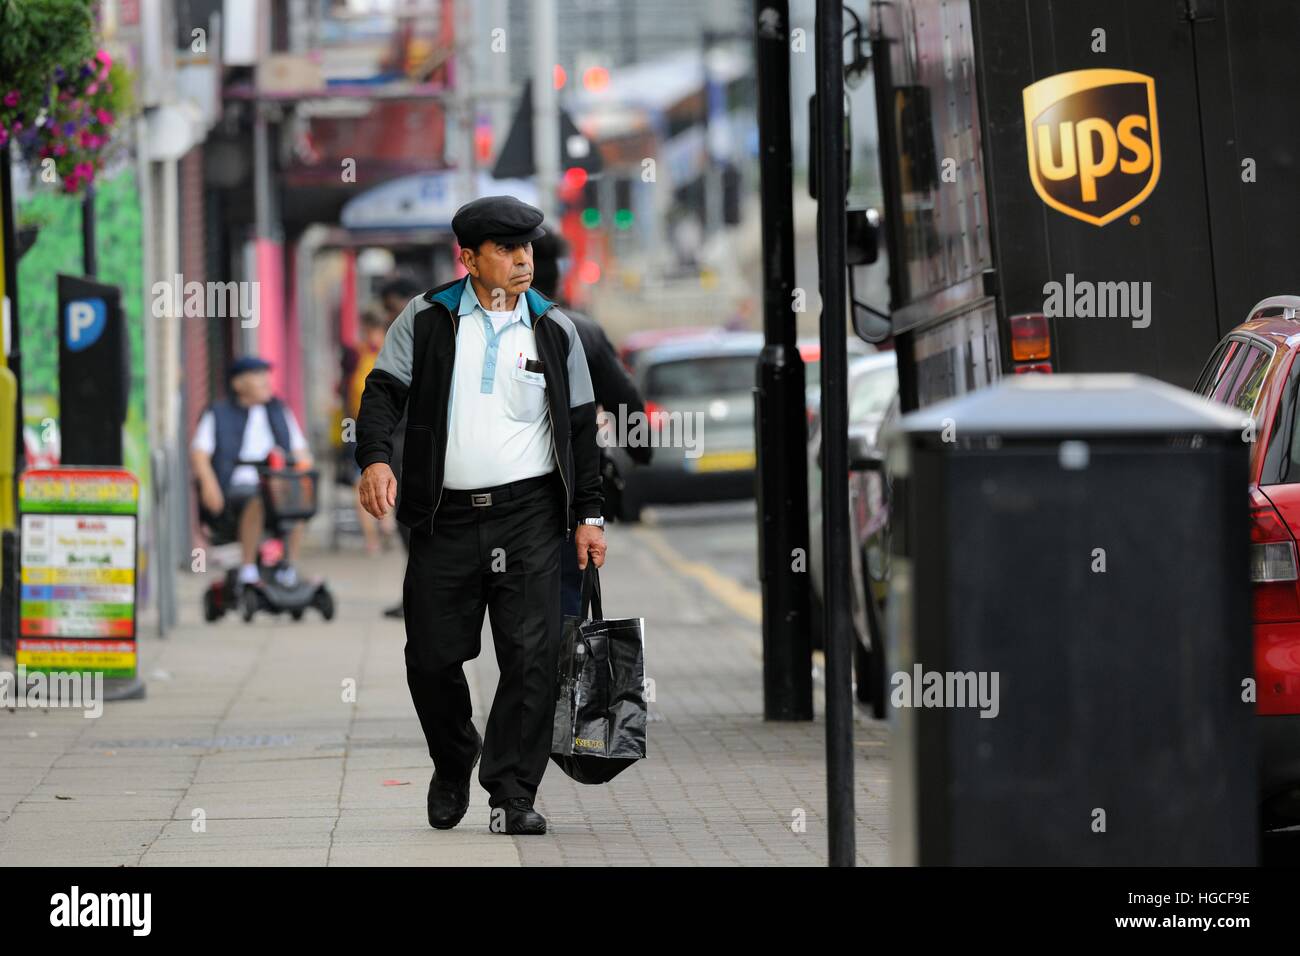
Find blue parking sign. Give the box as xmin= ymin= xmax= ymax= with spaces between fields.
xmin=65 ymin=297 xmax=106 ymax=351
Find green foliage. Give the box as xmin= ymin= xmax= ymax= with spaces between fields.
xmin=0 ymin=0 xmax=97 ymax=112
xmin=16 ymin=167 xmax=150 ymax=489
xmin=0 ymin=1 xmax=130 ymax=195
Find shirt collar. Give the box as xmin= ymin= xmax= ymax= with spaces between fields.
xmin=457 ymin=276 xmax=533 ymax=333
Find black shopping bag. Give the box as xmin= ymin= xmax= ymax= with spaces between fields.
xmin=550 ymin=564 xmax=647 ymax=784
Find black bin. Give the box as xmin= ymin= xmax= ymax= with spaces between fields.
xmin=884 ymin=374 xmax=1255 ymax=865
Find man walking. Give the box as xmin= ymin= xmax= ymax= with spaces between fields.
xmin=355 ymin=196 xmax=606 ymax=835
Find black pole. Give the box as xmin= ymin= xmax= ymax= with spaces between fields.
xmin=1 ymin=145 xmax=24 ymax=477
xmin=754 ymin=0 xmax=812 ymax=722
xmin=82 ymin=185 xmax=97 ymax=277
xmin=814 ymin=0 xmax=855 ymax=867
xmin=1 ymin=143 xmax=24 ymax=659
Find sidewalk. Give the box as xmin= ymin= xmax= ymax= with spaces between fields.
xmin=0 ymin=522 xmax=891 ymax=867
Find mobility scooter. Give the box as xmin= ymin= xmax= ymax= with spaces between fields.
xmin=201 ymin=454 xmax=335 ymax=623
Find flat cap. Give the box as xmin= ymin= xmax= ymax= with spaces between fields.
xmin=452 ymin=195 xmax=546 ymax=250
xmin=228 ymin=355 xmax=272 ymax=379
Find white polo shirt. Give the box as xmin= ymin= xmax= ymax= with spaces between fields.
xmin=442 ymin=280 xmax=555 ymax=490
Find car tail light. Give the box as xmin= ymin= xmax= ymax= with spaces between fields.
xmin=1250 ymin=492 xmax=1300 ymax=621
xmin=1013 ymin=362 xmax=1053 ymax=374
xmin=643 ymin=399 xmax=664 ymax=430
xmin=1009 ymin=313 xmax=1051 ymax=362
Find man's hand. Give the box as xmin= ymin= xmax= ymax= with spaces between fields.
xmin=358 ymin=463 xmax=397 ymax=519
xmin=575 ymin=524 xmax=606 ymax=569
xmin=199 ymin=480 xmax=224 ymax=515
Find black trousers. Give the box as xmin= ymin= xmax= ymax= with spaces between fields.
xmin=403 ymin=478 xmax=564 ymax=806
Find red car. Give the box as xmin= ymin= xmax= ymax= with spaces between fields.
xmin=1194 ymin=296 xmax=1300 ymax=827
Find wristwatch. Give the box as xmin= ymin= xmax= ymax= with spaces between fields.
xmin=580 ymin=516 xmax=606 ymax=528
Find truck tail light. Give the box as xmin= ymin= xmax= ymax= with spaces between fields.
xmin=1250 ymin=492 xmax=1300 ymax=621
xmin=1010 ymin=312 xmax=1051 ymax=362
xmin=1013 ymin=362 xmax=1053 ymax=374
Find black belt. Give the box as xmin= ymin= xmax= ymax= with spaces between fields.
xmin=442 ymin=471 xmax=554 ymax=507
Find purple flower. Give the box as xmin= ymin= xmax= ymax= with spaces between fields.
xmin=63 ymin=122 xmax=77 ymax=136
xmin=54 ymin=66 xmax=66 ymax=80
xmin=3 ymin=90 xmax=19 ymax=108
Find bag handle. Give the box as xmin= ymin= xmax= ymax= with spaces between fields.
xmin=579 ymin=562 xmax=603 ymax=621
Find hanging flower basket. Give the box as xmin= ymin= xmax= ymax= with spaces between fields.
xmin=0 ymin=1 xmax=133 ymax=196
xmin=2 ymin=48 xmax=134 ymax=195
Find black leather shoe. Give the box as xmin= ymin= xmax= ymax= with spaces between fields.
xmin=426 ymin=727 xmax=483 ymax=830
xmin=490 ymin=797 xmax=547 ymax=835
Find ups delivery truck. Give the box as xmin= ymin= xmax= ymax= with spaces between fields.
xmin=870 ymin=0 xmax=1300 ymax=411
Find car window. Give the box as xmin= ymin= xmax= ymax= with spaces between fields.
xmin=644 ymin=354 xmax=758 ymax=399
xmin=1229 ymin=347 xmax=1272 ymax=414
xmin=1262 ymin=355 xmax=1300 ymax=485
xmin=1210 ymin=344 xmax=1252 ymax=404
xmin=1195 ymin=339 xmax=1236 ymax=395
xmin=850 ymin=365 xmax=899 ymax=420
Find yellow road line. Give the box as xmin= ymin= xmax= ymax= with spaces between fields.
xmin=629 ymin=524 xmax=764 ymax=631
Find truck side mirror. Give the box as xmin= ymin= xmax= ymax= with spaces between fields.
xmin=849 ymin=432 xmax=886 ymax=472
xmin=846 ymin=206 xmax=880 ymax=266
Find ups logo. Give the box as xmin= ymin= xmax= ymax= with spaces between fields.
xmin=1023 ymin=68 xmax=1161 ymax=226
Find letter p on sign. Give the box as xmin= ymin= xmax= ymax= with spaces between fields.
xmin=65 ymin=298 xmax=106 ymax=352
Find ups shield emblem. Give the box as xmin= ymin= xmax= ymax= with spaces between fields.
xmin=1023 ymin=69 xmax=1161 ymax=226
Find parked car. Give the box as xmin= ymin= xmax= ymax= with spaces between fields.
xmin=1193 ymin=296 xmax=1300 ymax=828
xmin=807 ymin=351 xmax=898 ymax=716
xmin=799 ymin=336 xmax=876 ymax=424
xmin=618 ymin=326 xmax=726 ymax=375
xmin=611 ymin=332 xmax=764 ymax=521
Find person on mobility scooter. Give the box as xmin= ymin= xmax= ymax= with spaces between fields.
xmin=190 ymin=356 xmax=333 ymax=622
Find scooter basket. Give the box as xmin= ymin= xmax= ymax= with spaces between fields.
xmin=259 ymin=467 xmax=319 ymax=523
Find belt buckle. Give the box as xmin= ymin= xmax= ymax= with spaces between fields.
xmin=470 ymin=492 xmax=493 ymax=507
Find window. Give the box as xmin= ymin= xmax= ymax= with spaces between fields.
xmin=850 ymin=365 xmax=900 ymax=420
xmin=644 ymin=355 xmax=758 ymax=399
xmin=1210 ymin=343 xmax=1252 ymax=405
xmin=1262 ymin=356 xmax=1300 ymax=485
xmin=1229 ymin=348 xmax=1272 ymax=415
xmin=1195 ymin=339 xmax=1237 ymax=395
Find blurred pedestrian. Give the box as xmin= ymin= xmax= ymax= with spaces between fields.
xmin=376 ymin=276 xmax=423 ymax=618
xmin=350 ymin=306 xmax=398 ymax=555
xmin=531 ymin=225 xmax=652 ymax=617
xmin=355 ymin=195 xmax=605 ymax=835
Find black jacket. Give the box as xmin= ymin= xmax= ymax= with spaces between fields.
xmin=565 ymin=307 xmax=653 ymax=466
xmin=354 ymin=276 xmax=603 ymax=536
